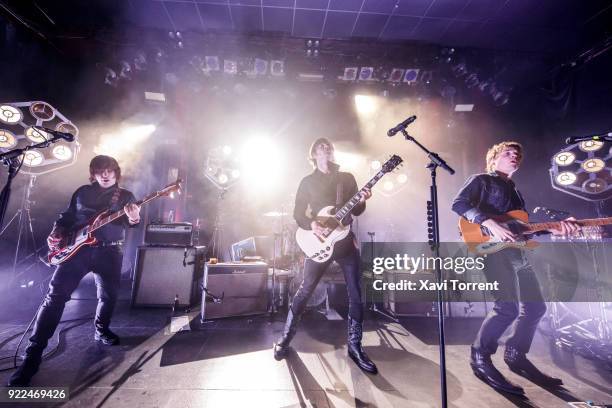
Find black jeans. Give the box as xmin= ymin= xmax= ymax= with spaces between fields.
xmin=473 ymin=248 xmax=547 ymax=355
xmin=26 ymin=246 xmax=122 ymax=354
xmin=291 ymin=238 xmax=364 ymax=322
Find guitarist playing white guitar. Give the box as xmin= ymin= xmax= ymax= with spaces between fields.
xmin=8 ymin=155 xmax=141 ymax=387
xmin=273 ymin=137 xmax=378 ymax=375
xmin=451 ymin=141 xmax=580 ymax=396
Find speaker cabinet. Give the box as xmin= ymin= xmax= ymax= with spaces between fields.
xmin=132 ymin=246 xmax=206 ymax=307
xmin=200 ymin=262 xmax=269 ymax=321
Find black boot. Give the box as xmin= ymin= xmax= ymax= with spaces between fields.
xmin=273 ymin=308 xmax=301 ymax=360
xmin=94 ymin=326 xmax=120 ymax=346
xmin=7 ymin=345 xmax=43 ymax=387
xmin=504 ymin=346 xmax=563 ymax=387
xmin=470 ymin=347 xmax=524 ymax=395
xmin=347 ymin=318 xmax=377 ymax=374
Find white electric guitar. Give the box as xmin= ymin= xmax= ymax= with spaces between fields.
xmin=295 ymin=155 xmax=403 ymax=263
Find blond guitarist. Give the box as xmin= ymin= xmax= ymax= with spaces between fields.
xmin=451 ymin=141 xmax=578 ymax=395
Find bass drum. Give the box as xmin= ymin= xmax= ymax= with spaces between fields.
xmin=289 ymin=258 xmax=339 ymax=308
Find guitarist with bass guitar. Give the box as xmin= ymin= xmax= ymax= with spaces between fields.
xmin=8 ymin=155 xmax=141 ymax=387
xmin=451 ymin=141 xmax=580 ymax=395
xmin=273 ymin=138 xmax=378 ymax=374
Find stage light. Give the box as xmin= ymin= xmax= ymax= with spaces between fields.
xmin=403 ymin=69 xmax=419 ymax=83
xmin=239 ymin=136 xmax=283 ymax=192
xmin=0 ymin=130 xmax=17 ymax=148
xmin=384 ymin=181 xmax=394 ymax=191
xmin=397 ymin=173 xmax=408 ymax=184
xmin=371 ymin=160 xmax=381 ymax=170
xmin=218 ymin=173 xmax=229 ymax=184
xmin=104 ymin=68 xmax=118 ymax=87
xmin=254 ymin=58 xmax=268 ymax=75
xmin=579 ymin=140 xmax=603 ymax=152
xmin=556 ymin=172 xmax=577 ymax=186
xmin=359 ymin=67 xmax=374 ymax=81
xmin=224 ymin=60 xmax=238 ymax=75
xmin=0 ymin=105 xmax=22 ymax=124
xmin=133 ymin=52 xmax=147 ymax=71
xmin=389 ymin=69 xmax=405 ymax=83
xmin=583 ymin=178 xmax=607 ymax=193
xmin=582 ymin=158 xmax=605 ymax=173
xmin=25 ymin=126 xmax=50 ymax=143
xmin=22 ymin=150 xmax=44 ymax=166
xmin=30 ymin=101 xmax=55 ymax=121
xmin=122 ymin=124 xmax=156 ymax=139
xmin=270 ymin=60 xmax=285 ymax=76
xmin=223 ymin=145 xmax=232 ymax=155
xmin=343 ymin=67 xmax=358 ymax=81
xmin=52 ymin=145 xmax=73 ymax=161
xmin=205 ymin=56 xmax=220 ymax=72
xmin=56 ymin=122 xmax=79 ymax=137
xmin=231 ymin=169 xmax=240 ymax=179
xmin=554 ymin=152 xmax=576 ymax=166
xmin=119 ymin=61 xmax=132 ymax=80
xmin=354 ymin=95 xmax=377 ymax=115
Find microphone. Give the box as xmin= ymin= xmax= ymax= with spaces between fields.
xmin=387 ymin=115 xmax=417 ymax=137
xmin=533 ymin=206 xmax=570 ymax=220
xmin=33 ymin=126 xmax=75 ymax=142
xmin=565 ymin=133 xmax=612 ymax=144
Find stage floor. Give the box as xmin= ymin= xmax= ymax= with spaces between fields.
xmin=0 ymin=283 xmax=610 ymax=408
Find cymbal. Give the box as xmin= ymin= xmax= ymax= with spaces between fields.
xmin=263 ymin=211 xmax=288 ymax=217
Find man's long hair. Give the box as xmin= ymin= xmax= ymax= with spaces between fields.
xmin=485 ymin=141 xmax=523 ymax=173
xmin=89 ymin=155 xmax=121 ymax=183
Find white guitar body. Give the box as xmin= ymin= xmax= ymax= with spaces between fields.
xmin=295 ymin=206 xmax=351 ymax=263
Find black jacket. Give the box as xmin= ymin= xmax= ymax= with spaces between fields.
xmin=55 ymin=182 xmax=138 ymax=242
xmin=294 ymin=166 xmax=365 ymax=230
xmin=451 ymin=172 xmax=526 ymax=224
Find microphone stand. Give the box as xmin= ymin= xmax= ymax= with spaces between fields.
xmin=399 ymin=128 xmax=454 ymax=408
xmin=0 ymin=135 xmax=66 ymax=230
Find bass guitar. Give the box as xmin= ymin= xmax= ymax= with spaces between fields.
xmin=295 ymin=155 xmax=403 ymax=263
xmin=47 ymin=179 xmax=182 ymax=266
xmin=458 ymin=209 xmax=612 ymax=255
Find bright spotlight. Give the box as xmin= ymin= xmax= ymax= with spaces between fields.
xmin=22 ymin=150 xmax=44 ymax=166
xmin=553 ymin=152 xmax=575 ymax=166
xmin=52 ymin=145 xmax=73 ymax=161
xmin=231 ymin=169 xmax=240 ymax=179
xmin=239 ymin=136 xmax=283 ymax=192
xmin=122 ymin=124 xmax=156 ymax=139
xmin=354 ymin=95 xmax=377 ymax=115
xmin=383 ymin=181 xmax=394 ymax=191
xmin=556 ymin=172 xmax=577 ymax=186
xmin=371 ymin=160 xmax=381 ymax=170
xmin=397 ymin=173 xmax=408 ymax=184
xmin=223 ymin=145 xmax=232 ymax=155
xmin=218 ymin=173 xmax=229 ymax=184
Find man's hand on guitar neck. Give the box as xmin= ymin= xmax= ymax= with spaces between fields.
xmin=548 ymin=216 xmax=581 ymax=236
xmin=482 ymin=219 xmax=517 ymax=242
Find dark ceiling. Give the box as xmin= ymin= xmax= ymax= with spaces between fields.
xmin=2 ymin=0 xmax=612 ymax=56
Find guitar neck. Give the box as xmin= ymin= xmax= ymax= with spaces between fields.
xmin=89 ymin=193 xmax=158 ymax=233
xmin=527 ymin=217 xmax=612 ymax=233
xmin=333 ymin=170 xmax=386 ymax=222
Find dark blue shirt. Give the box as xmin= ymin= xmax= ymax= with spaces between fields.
xmin=55 ymin=182 xmax=138 ymax=242
xmin=451 ymin=172 xmax=526 ymax=224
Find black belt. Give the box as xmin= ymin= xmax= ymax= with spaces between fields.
xmin=91 ymin=240 xmax=124 ymax=247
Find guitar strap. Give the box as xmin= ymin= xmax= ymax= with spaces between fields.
xmin=109 ymin=186 xmax=121 ymax=211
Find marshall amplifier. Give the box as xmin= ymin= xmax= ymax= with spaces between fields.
xmin=132 ymin=246 xmax=206 ymax=307
xmin=145 ymin=222 xmax=193 ymax=247
xmin=201 ymin=262 xmax=269 ymax=321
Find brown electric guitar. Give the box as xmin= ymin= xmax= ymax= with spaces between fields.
xmin=459 ymin=209 xmax=612 ymax=255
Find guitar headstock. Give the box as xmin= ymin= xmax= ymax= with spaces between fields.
xmin=381 ymin=155 xmax=403 ymax=173
xmin=159 ymin=178 xmax=182 ymax=198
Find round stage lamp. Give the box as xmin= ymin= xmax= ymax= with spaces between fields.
xmin=0 ymin=130 xmax=17 ymax=148
xmin=52 ymin=145 xmax=73 ymax=161
xmin=579 ymin=140 xmax=603 ymax=152
xmin=371 ymin=160 xmax=381 ymax=170
xmin=553 ymin=152 xmax=576 ymax=166
xmin=22 ymin=150 xmax=44 ymax=166
xmin=397 ymin=173 xmax=408 ymax=184
xmin=56 ymin=122 xmax=79 ymax=137
xmin=25 ymin=127 xmax=50 ymax=143
xmin=0 ymin=105 xmax=22 ymax=124
xmin=583 ymin=178 xmax=607 ymax=194
xmin=556 ymin=172 xmax=577 ymax=186
xmin=231 ymin=169 xmax=240 ymax=179
xmin=581 ymin=158 xmax=605 ymax=173
xmin=29 ymin=101 xmax=55 ymax=121
xmin=218 ymin=173 xmax=229 ymax=184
